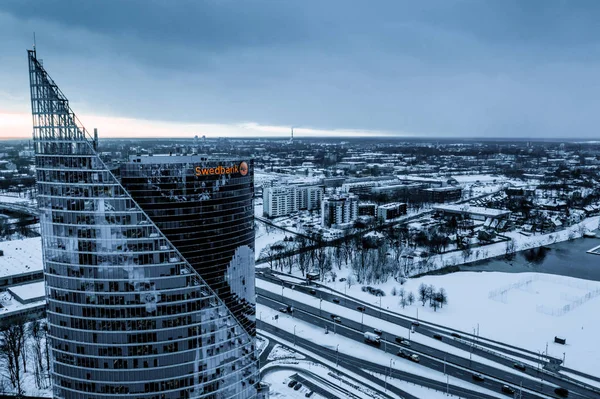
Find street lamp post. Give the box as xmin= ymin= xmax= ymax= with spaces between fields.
xmin=281 ymin=284 xmax=284 ymax=302
xmin=361 ymin=310 xmax=364 ymax=331
xmin=336 ymin=344 xmax=339 ymax=368
xmin=294 ymin=325 xmax=297 ymax=347
xmin=259 ymin=312 xmax=262 ymax=322
xmin=319 ymin=298 xmax=322 ymax=317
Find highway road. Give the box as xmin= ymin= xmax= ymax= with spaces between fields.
xmin=260 ymin=320 xmax=512 ymax=399
xmin=258 ymin=270 xmax=600 ymax=398
xmin=257 ymin=280 xmax=597 ymax=399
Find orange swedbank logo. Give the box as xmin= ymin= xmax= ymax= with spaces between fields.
xmin=195 ymin=161 xmax=249 ymax=176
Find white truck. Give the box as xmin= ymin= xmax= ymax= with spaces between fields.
xmin=364 ymin=332 xmax=381 ymax=346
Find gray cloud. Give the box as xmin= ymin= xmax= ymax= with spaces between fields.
xmin=1 ymin=0 xmax=600 ymax=137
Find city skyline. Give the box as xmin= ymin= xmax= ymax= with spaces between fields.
xmin=2 ymin=1 xmax=600 ymax=139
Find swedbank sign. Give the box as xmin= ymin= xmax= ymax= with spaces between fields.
xmin=195 ymin=161 xmax=249 ymax=177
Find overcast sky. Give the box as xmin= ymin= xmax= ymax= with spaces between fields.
xmin=1 ymin=0 xmax=600 ymax=139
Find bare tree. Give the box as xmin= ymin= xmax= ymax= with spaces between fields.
xmin=436 ymin=288 xmax=448 ymax=308
xmin=29 ymin=320 xmax=45 ymax=389
xmin=297 ymin=238 xmax=309 ymax=276
xmin=426 ymin=285 xmax=436 ymax=305
xmin=0 ymin=320 xmax=26 ymax=395
xmin=407 ymin=291 xmax=415 ymax=306
xmin=398 ymin=288 xmax=407 ymax=308
xmin=418 ymin=283 xmax=428 ymax=306
xmin=430 ymin=299 xmax=440 ymax=312
xmin=504 ymin=239 xmax=517 ymax=260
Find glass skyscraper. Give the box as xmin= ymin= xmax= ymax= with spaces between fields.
xmin=28 ymin=50 xmax=259 ymax=398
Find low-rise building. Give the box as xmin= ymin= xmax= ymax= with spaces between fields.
xmin=322 ymin=194 xmax=359 ymax=228
xmin=377 ymin=202 xmax=407 ymax=221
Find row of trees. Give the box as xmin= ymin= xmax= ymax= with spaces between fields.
xmin=0 ymin=319 xmax=50 ymax=395
xmin=418 ymin=283 xmax=448 ymax=312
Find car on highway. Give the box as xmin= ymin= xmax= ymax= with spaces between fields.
xmin=411 ymin=321 xmax=420 ymax=327
xmin=294 ymin=383 xmax=303 ymax=391
xmin=513 ymin=362 xmax=526 ymax=371
xmin=288 ymin=380 xmax=298 ymax=388
xmin=410 ymin=354 xmax=420 ymax=363
xmin=332 ymin=297 xmax=340 ymax=304
xmin=333 ymin=316 xmax=342 ymax=323
xmin=309 ymin=289 xmax=316 ymax=295
xmin=395 ymin=337 xmax=411 ymax=346
xmin=433 ymin=334 xmax=443 ymax=341
xmin=397 ymin=349 xmax=411 ymax=359
xmin=373 ymin=328 xmax=383 ymax=336
xmin=554 ymin=387 xmax=569 ymax=397
xmin=356 ymin=306 xmax=365 ymax=312
xmin=472 ymin=373 xmax=485 ymax=382
xmin=305 ymin=392 xmax=314 ymax=397
xmin=278 ymin=307 xmax=288 ymax=313
xmin=501 ymin=385 xmax=515 ymax=395
xmin=451 ymin=332 xmax=461 ymax=338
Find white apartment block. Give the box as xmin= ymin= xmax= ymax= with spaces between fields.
xmin=263 ymin=185 xmax=323 ymax=218
xmin=321 ymin=194 xmax=359 ymax=228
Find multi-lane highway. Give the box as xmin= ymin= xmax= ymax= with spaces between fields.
xmin=257 ymin=270 xmax=599 ymax=399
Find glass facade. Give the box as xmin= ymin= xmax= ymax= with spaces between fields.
xmin=28 ymin=50 xmax=258 ymax=398
xmin=119 ymin=156 xmax=256 ymax=336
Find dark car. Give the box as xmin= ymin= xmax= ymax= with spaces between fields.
xmin=332 ymin=297 xmax=340 ymax=304
xmin=397 ymin=349 xmax=410 ymax=359
xmin=339 ymin=278 xmax=347 ymax=282
xmin=305 ymin=392 xmax=314 ymax=398
xmin=513 ymin=362 xmax=526 ymax=371
xmin=501 ymin=385 xmax=515 ymax=395
xmin=357 ymin=306 xmax=365 ymax=312
xmin=309 ymin=289 xmax=316 ymax=295
xmin=554 ymin=387 xmax=569 ymax=397
xmin=472 ymin=373 xmax=485 ymax=382
xmin=411 ymin=321 xmax=420 ymax=327
xmin=433 ymin=334 xmax=443 ymax=341
xmin=451 ymin=332 xmax=461 ymax=338
xmin=294 ymin=383 xmax=303 ymax=391
xmin=288 ymin=380 xmax=298 ymax=388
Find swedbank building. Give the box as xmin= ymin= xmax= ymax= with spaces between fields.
xmin=29 ymin=48 xmax=259 ymax=399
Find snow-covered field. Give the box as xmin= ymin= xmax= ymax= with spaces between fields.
xmin=297 ymin=271 xmax=600 ymax=376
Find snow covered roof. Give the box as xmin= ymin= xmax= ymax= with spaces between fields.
xmin=8 ymin=281 xmax=46 ymax=304
xmin=0 ymin=237 xmax=43 ymax=278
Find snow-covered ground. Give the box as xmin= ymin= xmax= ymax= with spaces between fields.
xmin=267 ymin=344 xmax=306 ymax=361
xmin=276 ymin=270 xmax=600 ymax=377
xmin=254 ymin=221 xmax=287 ymax=261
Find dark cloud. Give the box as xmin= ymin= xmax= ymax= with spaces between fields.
xmin=1 ymin=0 xmax=600 ymax=137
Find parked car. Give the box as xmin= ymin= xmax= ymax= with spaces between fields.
xmin=339 ymin=278 xmax=347 ymax=282
xmin=501 ymin=385 xmax=515 ymax=395
xmin=294 ymin=383 xmax=303 ymax=391
xmin=472 ymin=373 xmax=485 ymax=382
xmin=332 ymin=297 xmax=340 ymax=304
xmin=513 ymin=362 xmax=526 ymax=371
xmin=288 ymin=380 xmax=298 ymax=388
xmin=373 ymin=328 xmax=383 ymax=336
xmin=433 ymin=334 xmax=443 ymax=341
xmin=451 ymin=332 xmax=461 ymax=338
xmin=554 ymin=387 xmax=569 ymax=397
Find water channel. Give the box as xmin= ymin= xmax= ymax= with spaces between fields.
xmin=459 ymin=232 xmax=600 ymax=282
